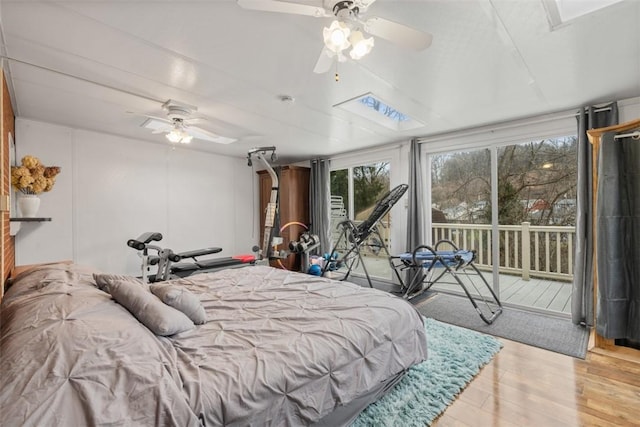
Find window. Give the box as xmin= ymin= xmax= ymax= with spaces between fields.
xmin=428 ymin=135 xmax=577 ymax=314
xmin=330 ymin=161 xmax=392 ymax=280
xmin=431 ymin=148 xmax=493 ymax=279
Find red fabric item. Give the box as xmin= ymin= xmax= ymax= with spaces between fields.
xmin=233 ymin=254 xmax=256 ymax=263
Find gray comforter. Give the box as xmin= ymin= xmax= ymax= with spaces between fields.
xmin=0 ymin=263 xmax=427 ymax=426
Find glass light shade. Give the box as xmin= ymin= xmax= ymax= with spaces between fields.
xmin=349 ymin=31 xmax=374 ymax=60
xmin=166 ymin=128 xmax=192 ymax=143
xmin=166 ymin=129 xmax=183 ymax=143
xmin=323 ymin=20 xmax=351 ymax=53
xmin=330 ymin=29 xmax=346 ymax=45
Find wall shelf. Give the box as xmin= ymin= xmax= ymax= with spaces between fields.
xmin=9 ymin=217 xmax=52 ymax=236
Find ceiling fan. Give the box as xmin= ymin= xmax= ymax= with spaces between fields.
xmin=237 ymin=0 xmax=433 ymax=73
xmin=139 ymin=100 xmax=237 ymax=144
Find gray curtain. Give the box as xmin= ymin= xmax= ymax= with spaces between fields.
xmin=595 ymin=130 xmax=640 ymax=341
xmin=406 ymin=139 xmax=424 ymax=284
xmin=309 ymin=159 xmax=331 ymax=255
xmin=571 ymin=103 xmax=618 ymax=326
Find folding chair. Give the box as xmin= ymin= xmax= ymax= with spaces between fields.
xmin=391 ymin=239 xmax=503 ymax=324
xmin=321 ymin=184 xmax=408 ymax=288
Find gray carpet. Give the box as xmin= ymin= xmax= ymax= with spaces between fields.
xmin=415 ymin=293 xmax=590 ymax=359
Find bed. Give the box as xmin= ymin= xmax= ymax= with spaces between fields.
xmin=0 ymin=263 xmax=427 ymax=426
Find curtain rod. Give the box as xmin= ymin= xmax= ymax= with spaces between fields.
xmin=583 ymin=106 xmax=612 ymax=114
xmin=614 ymin=130 xmax=640 ymax=140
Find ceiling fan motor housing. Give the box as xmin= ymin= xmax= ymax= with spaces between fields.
xmin=333 ymin=1 xmax=358 ymax=18
xmin=162 ymin=99 xmax=196 ymax=121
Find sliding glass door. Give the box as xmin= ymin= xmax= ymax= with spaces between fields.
xmin=430 ymin=149 xmax=495 ymax=296
xmin=330 ymin=161 xmax=392 ymax=280
xmin=495 ymin=138 xmax=577 ymax=313
xmin=428 ymin=136 xmax=577 ymax=315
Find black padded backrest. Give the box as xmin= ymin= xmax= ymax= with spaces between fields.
xmin=355 ymin=184 xmax=409 ymax=239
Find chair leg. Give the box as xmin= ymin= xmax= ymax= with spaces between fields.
xmin=449 ymin=263 xmax=503 ymax=324
xmin=321 ymin=224 xmax=370 ymax=286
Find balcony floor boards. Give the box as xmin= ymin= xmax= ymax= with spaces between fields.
xmin=355 ymin=257 xmax=572 ymax=315
xmin=430 ymin=272 xmax=572 ymax=315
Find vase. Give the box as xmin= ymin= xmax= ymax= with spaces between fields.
xmin=18 ymin=194 xmax=41 ymax=218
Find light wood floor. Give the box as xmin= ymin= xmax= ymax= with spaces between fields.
xmin=432 ymin=339 xmax=640 ymax=426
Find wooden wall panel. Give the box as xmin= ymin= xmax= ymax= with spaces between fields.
xmin=1 ymin=68 xmax=16 ymax=298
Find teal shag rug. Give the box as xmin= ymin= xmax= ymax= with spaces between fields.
xmin=352 ymin=318 xmax=503 ymax=426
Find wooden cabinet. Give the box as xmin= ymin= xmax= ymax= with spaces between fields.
xmin=257 ymin=165 xmax=309 ymax=271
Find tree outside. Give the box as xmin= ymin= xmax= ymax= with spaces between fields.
xmin=330 ymin=162 xmax=390 ymax=220
xmin=431 ymin=137 xmax=578 ymax=277
xmin=431 ymin=137 xmax=577 ymax=227
xmin=330 ymin=162 xmax=391 ymax=277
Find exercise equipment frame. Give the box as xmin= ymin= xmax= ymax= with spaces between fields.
xmin=321 ymin=184 xmax=408 ymax=288
xmin=391 ymin=239 xmax=503 ymax=324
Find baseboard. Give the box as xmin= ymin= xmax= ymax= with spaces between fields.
xmin=590 ymin=333 xmax=640 ymax=364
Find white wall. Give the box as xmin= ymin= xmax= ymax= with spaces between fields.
xmin=620 ymin=97 xmax=640 ymax=123
xmin=14 ymin=98 xmax=639 ymax=275
xmin=14 ymin=119 xmax=257 ymax=275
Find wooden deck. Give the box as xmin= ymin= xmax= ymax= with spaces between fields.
xmin=429 ymin=271 xmax=572 ymax=315
xmin=353 ymin=257 xmax=573 ymax=316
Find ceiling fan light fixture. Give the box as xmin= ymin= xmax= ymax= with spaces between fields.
xmin=323 ymin=20 xmax=351 ymax=53
xmin=166 ymin=129 xmax=183 ymax=143
xmin=166 ymin=125 xmax=192 ymax=144
xmin=142 ymin=111 xmax=236 ymax=145
xmin=349 ymin=30 xmax=374 ymax=60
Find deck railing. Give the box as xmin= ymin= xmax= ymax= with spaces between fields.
xmin=432 ymin=222 xmax=575 ymax=281
xmin=328 ymin=212 xmax=575 ymax=282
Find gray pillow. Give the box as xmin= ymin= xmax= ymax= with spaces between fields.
xmin=93 ymin=273 xmax=146 ymax=293
xmin=150 ymin=283 xmax=207 ymax=325
xmin=108 ymin=279 xmax=194 ymax=336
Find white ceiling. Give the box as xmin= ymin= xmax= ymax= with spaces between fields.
xmin=1 ymin=0 xmax=639 ymax=162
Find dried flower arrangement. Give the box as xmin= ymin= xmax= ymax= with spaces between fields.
xmin=11 ymin=155 xmax=61 ymax=195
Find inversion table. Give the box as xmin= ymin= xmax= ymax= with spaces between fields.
xmin=391 ymin=239 xmax=503 ymax=324
xmin=321 ymin=184 xmax=409 ymax=288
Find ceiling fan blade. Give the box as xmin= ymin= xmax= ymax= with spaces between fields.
xmin=141 ymin=118 xmax=173 ymax=133
xmin=313 ymin=48 xmax=334 ymax=74
xmin=237 ymin=0 xmax=329 ymax=17
xmin=352 ymin=0 xmax=378 ymax=13
xmin=187 ymin=126 xmax=237 ymax=145
xmin=127 ymin=110 xmax=173 ymax=123
xmin=182 ymin=117 xmax=208 ymax=126
xmin=363 ymin=16 xmax=433 ymax=51
xmin=144 ymin=115 xmax=172 ymax=123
